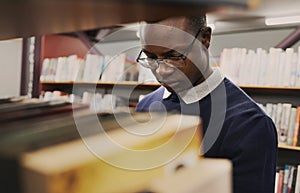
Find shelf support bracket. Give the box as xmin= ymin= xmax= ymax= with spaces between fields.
xmin=275 ymin=25 xmax=300 ymax=49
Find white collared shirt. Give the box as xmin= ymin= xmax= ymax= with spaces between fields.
xmin=162 ymin=67 xmax=224 ymax=104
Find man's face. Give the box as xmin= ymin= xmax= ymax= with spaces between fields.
xmin=140 ymin=19 xmax=210 ymax=93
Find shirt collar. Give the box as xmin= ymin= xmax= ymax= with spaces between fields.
xmin=162 ymin=67 xmax=224 ymax=104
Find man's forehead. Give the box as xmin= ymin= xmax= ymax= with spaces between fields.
xmin=140 ymin=22 xmax=194 ymax=47
xmin=157 ymin=17 xmax=187 ymax=29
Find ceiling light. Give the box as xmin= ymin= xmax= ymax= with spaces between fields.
xmin=265 ymin=15 xmax=300 ymax=26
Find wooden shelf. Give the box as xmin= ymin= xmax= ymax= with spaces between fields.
xmin=240 ymin=85 xmax=300 ymax=90
xmin=239 ymin=85 xmax=300 ymax=106
xmin=40 ymin=81 xmax=161 ymax=97
xmin=239 ymin=85 xmax=300 ymax=94
xmin=278 ymin=144 xmax=300 ymax=151
xmin=41 ymin=81 xmax=160 ymax=88
xmin=0 ymin=0 xmax=256 ymax=40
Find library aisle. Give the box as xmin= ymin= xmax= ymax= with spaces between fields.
xmin=1 ymin=0 xmax=300 ymax=193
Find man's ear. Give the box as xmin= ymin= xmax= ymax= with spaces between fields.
xmin=200 ymin=27 xmax=211 ymax=49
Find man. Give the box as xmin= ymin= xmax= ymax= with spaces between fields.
xmin=135 ymin=16 xmax=277 ymax=193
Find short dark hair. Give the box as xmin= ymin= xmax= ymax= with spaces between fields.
xmin=148 ymin=15 xmax=207 ymax=35
xmin=185 ymin=15 xmax=207 ymax=34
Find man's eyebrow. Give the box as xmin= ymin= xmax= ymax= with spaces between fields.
xmin=162 ymin=46 xmax=187 ymax=56
xmin=143 ymin=46 xmax=186 ymax=55
xmin=142 ymin=49 xmax=156 ymax=56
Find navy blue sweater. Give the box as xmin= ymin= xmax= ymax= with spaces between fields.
xmin=136 ymin=78 xmax=278 ymax=193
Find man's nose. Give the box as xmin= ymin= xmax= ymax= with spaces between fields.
xmin=155 ymin=62 xmax=175 ymax=76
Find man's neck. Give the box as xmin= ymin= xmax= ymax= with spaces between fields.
xmin=192 ymin=66 xmax=213 ymax=87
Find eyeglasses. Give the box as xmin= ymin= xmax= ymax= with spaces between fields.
xmin=136 ymin=27 xmax=203 ymax=70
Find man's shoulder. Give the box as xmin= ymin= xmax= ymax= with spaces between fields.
xmin=135 ymin=86 xmax=165 ymax=111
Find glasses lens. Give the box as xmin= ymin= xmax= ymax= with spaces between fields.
xmin=164 ymin=58 xmax=185 ymax=68
xmin=138 ymin=58 xmax=158 ymax=70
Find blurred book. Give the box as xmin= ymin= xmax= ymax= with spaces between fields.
xmin=19 ymin=113 xmax=202 ymax=193
xmin=142 ymin=159 xmax=232 ymax=193
xmin=0 ymin=99 xmax=204 ymax=193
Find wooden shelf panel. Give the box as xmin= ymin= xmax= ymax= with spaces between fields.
xmin=240 ymin=85 xmax=300 ymax=94
xmin=277 ymin=144 xmax=300 ymax=166
xmin=40 ymin=81 xmax=161 ymax=98
xmin=278 ymin=144 xmax=300 ymax=151
xmin=0 ymin=0 xmax=255 ymax=40
xmin=239 ymin=85 xmax=300 ymax=106
xmin=240 ymin=85 xmax=300 ymax=90
xmin=41 ymin=81 xmax=160 ymax=87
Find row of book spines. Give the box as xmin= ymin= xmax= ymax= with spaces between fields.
xmin=259 ymin=103 xmax=300 ymax=146
xmin=40 ymin=54 xmax=157 ymax=84
xmin=219 ymin=46 xmax=300 ymax=87
xmin=276 ymin=165 xmax=300 ymax=193
xmin=39 ymin=91 xmax=120 ymax=113
xmin=40 ymin=54 xmax=140 ymax=82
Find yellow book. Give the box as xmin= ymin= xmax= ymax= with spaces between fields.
xmin=21 ymin=113 xmax=202 ymax=193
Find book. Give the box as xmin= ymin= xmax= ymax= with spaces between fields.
xmin=276 ymin=103 xmax=283 ymax=135
xmin=287 ymin=107 xmax=297 ymax=146
xmin=219 ymin=46 xmax=300 ymax=87
xmin=83 ymin=54 xmax=103 ymax=82
xmin=296 ymin=47 xmax=300 ymax=86
xmin=20 ymin=113 xmax=202 ymax=193
xmin=278 ymin=169 xmax=284 ymax=193
xmin=295 ymin=165 xmax=300 ymax=193
xmin=101 ymin=53 xmax=126 ymax=82
xmin=291 ymin=166 xmax=298 ymax=193
xmin=0 ymin=101 xmax=92 ymax=193
xmin=294 ymin=107 xmax=300 ymax=146
xmin=279 ymin=103 xmax=292 ymax=144
xmin=275 ymin=171 xmax=279 ymax=193
xmin=142 ymin=159 xmax=232 ymax=193
xmin=283 ymin=165 xmax=291 ymax=193
xmin=287 ymin=165 xmax=295 ymax=193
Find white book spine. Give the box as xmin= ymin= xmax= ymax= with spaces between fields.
xmin=284 ymin=48 xmax=294 ymax=86
xmin=278 ymin=51 xmax=287 ymax=86
xmin=296 ymin=46 xmax=300 ymax=86
xmin=279 ymin=103 xmax=292 ymax=144
xmin=83 ymin=54 xmax=102 ymax=82
xmin=246 ymin=50 xmax=255 ymax=85
xmin=219 ymin=48 xmax=232 ymax=81
xmin=49 ymin=58 xmax=57 ymax=81
xmin=275 ymin=103 xmax=282 ymax=135
xmin=271 ymin=104 xmax=278 ymax=127
xmin=290 ymin=52 xmax=298 ymax=86
xmin=231 ymin=48 xmax=240 ymax=84
xmin=257 ymin=48 xmax=266 ymax=86
xmin=40 ymin=58 xmax=50 ymax=81
xmin=265 ymin=103 xmax=273 ymax=118
xmin=287 ymin=107 xmax=297 ymax=146
xmin=295 ymin=165 xmax=300 ymax=193
xmin=273 ymin=48 xmax=283 ymax=86
xmin=54 ymin=57 xmax=67 ymax=82
xmin=237 ymin=48 xmax=247 ymax=85
xmin=274 ymin=171 xmax=279 ymax=193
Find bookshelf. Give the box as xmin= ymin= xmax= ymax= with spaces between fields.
xmin=41 ymin=81 xmax=160 ymax=95
xmin=240 ymin=85 xmax=300 ymax=106
xmin=239 ymin=85 xmax=300 ymax=168
xmin=41 ymin=81 xmax=160 ymax=104
xmin=0 ymin=0 xmax=255 ymax=40
xmin=278 ymin=144 xmax=300 ymax=151
xmin=0 ymin=1 xmax=262 ymax=192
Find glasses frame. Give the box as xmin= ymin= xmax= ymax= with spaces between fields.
xmin=136 ymin=27 xmax=203 ymax=69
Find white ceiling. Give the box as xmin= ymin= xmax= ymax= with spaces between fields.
xmin=208 ymin=0 xmax=300 ymax=21
xmin=207 ymin=0 xmax=300 ymax=33
xmin=99 ymin=0 xmax=300 ymax=42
